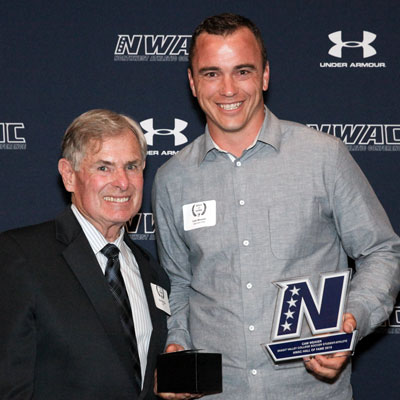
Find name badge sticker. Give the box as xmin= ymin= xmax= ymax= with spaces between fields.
xmin=151 ymin=283 xmax=171 ymax=315
xmin=182 ymin=200 xmax=216 ymax=231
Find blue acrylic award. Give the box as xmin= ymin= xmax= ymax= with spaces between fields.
xmin=263 ymin=270 xmax=358 ymax=362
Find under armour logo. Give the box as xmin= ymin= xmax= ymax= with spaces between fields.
xmin=140 ymin=118 xmax=188 ymax=146
xmin=328 ymin=31 xmax=377 ymax=58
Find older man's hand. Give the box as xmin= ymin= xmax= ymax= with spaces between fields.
xmin=154 ymin=344 xmax=203 ymax=400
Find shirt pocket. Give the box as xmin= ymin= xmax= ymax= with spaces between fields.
xmin=268 ymin=199 xmax=323 ymax=260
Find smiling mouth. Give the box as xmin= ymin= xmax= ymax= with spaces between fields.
xmin=103 ymin=196 xmax=130 ymax=203
xmin=218 ymin=102 xmax=243 ymax=111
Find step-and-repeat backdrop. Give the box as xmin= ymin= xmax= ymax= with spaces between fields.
xmin=1 ymin=1 xmax=399 ymax=397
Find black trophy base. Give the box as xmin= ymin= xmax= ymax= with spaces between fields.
xmin=157 ymin=351 xmax=222 ymax=394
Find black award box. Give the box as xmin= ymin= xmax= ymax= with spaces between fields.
xmin=157 ymin=350 xmax=222 ymax=394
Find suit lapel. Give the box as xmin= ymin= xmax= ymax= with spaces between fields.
xmin=56 ymin=208 xmax=137 ymax=379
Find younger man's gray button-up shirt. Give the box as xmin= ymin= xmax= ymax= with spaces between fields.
xmin=152 ymin=107 xmax=400 ymax=400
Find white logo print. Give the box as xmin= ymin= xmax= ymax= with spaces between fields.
xmin=328 ymin=31 xmax=377 ymax=58
xmin=0 ymin=123 xmax=25 ymax=144
xmin=0 ymin=123 xmax=26 ymax=150
xmin=115 ymin=35 xmax=190 ymax=56
xmin=140 ymin=118 xmax=188 ymax=146
xmin=114 ymin=34 xmax=190 ymax=62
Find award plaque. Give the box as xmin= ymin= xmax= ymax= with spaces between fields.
xmin=262 ymin=270 xmax=358 ymax=362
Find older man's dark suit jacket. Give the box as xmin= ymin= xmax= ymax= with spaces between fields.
xmin=0 ymin=207 xmax=170 ymax=399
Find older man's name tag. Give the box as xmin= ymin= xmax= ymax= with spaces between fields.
xmin=183 ymin=200 xmax=216 ymax=231
xmin=151 ymin=283 xmax=170 ymax=315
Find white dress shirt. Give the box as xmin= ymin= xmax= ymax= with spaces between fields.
xmin=71 ymin=205 xmax=152 ymax=385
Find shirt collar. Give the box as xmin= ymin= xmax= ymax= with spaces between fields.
xmin=71 ymin=204 xmax=125 ymax=255
xmin=198 ymin=105 xmax=282 ymax=165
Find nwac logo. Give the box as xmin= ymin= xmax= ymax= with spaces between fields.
xmin=328 ymin=31 xmax=377 ymax=58
xmin=378 ymin=305 xmax=400 ymax=334
xmin=126 ymin=212 xmax=155 ymax=241
xmin=114 ymin=34 xmax=190 ymax=62
xmin=307 ymin=124 xmax=400 ymax=151
xmin=0 ymin=123 xmax=26 ymax=150
xmin=141 ymin=118 xmax=188 ymax=146
xmin=388 ymin=306 xmax=400 ymax=328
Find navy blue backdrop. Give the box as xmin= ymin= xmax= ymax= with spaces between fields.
xmin=1 ymin=1 xmax=399 ymax=397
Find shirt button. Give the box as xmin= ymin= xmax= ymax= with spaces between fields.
xmin=239 ymin=200 xmax=245 ymax=206
xmin=243 ymin=240 xmax=249 ymax=246
xmin=246 ymin=283 xmax=253 ymax=289
xmin=236 ymin=161 xmax=242 ymax=167
xmin=249 ymin=325 xmax=255 ymax=331
xmin=251 ymin=369 xmax=257 ymax=375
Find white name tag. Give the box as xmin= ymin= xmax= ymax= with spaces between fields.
xmin=182 ymin=200 xmax=216 ymax=231
xmin=151 ymin=283 xmax=171 ymax=315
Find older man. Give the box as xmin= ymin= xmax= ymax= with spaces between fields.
xmin=152 ymin=13 xmax=400 ymax=400
xmin=0 ymin=109 xmax=170 ymax=399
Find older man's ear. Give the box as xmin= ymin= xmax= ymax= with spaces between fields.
xmin=58 ymin=158 xmax=76 ymax=193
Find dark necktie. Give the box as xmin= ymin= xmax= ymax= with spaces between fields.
xmin=101 ymin=243 xmax=142 ymax=393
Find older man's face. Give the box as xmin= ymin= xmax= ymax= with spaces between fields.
xmin=59 ymin=129 xmax=144 ymax=240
